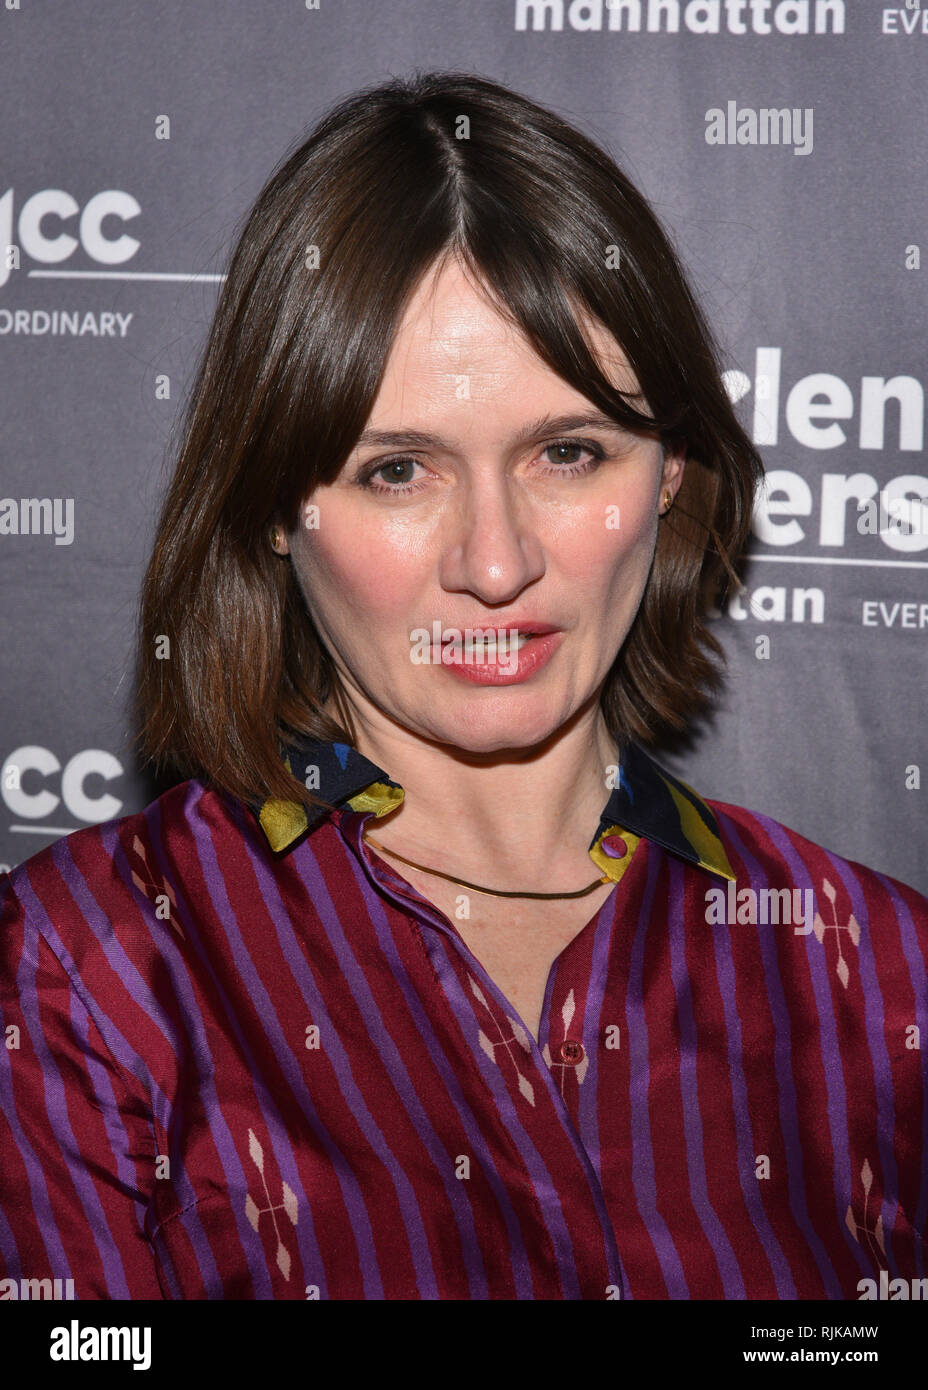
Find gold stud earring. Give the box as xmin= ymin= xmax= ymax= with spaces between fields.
xmin=661 ymin=489 xmax=673 ymax=514
xmin=271 ymin=525 xmax=283 ymax=551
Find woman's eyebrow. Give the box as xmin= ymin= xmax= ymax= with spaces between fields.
xmin=354 ymin=409 xmax=643 ymax=451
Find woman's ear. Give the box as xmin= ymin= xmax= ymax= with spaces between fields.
xmin=659 ymin=444 xmax=686 ymax=504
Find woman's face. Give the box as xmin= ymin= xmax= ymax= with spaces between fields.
xmin=281 ymin=257 xmax=684 ymax=754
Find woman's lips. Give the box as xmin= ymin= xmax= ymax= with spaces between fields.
xmin=437 ymin=629 xmax=564 ymax=685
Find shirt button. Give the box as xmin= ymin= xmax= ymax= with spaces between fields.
xmin=557 ymin=1038 xmax=586 ymax=1065
xmin=600 ymin=834 xmax=628 ymax=859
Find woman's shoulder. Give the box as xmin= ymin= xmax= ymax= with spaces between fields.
xmin=702 ymin=792 xmax=928 ymax=934
xmin=0 ymin=775 xmax=241 ymax=955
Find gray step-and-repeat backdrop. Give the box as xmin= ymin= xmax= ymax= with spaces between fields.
xmin=1 ymin=1 xmax=926 ymax=891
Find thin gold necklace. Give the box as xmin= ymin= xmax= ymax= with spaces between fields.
xmin=362 ymin=830 xmax=610 ymax=900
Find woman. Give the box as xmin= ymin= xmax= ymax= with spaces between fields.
xmin=1 ymin=71 xmax=925 ymax=1302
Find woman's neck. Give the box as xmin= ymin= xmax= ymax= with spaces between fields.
xmin=345 ymin=702 xmax=619 ymax=891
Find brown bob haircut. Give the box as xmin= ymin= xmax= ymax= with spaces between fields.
xmin=135 ymin=69 xmax=764 ymax=817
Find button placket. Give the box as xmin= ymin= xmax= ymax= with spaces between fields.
xmin=542 ymin=987 xmax=590 ymax=1094
xmin=341 ymin=808 xmax=555 ymax=1107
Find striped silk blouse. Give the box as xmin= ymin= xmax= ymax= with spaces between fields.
xmin=1 ymin=734 xmax=926 ymax=1300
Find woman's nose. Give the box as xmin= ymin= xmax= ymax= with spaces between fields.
xmin=437 ymin=476 xmax=546 ymax=602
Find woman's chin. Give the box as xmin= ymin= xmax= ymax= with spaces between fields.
xmin=420 ymin=703 xmax=569 ymax=756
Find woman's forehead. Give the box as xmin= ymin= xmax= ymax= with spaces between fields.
xmin=372 ymin=262 xmax=641 ymax=407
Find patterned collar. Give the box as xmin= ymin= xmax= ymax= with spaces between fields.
xmin=248 ymin=734 xmax=735 ymax=883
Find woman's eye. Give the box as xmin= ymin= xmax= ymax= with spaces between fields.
xmin=540 ymin=439 xmax=604 ymax=471
xmin=358 ymin=457 xmax=427 ymax=493
xmin=378 ymin=459 xmax=419 ymax=485
xmin=543 ymin=441 xmax=586 ymax=466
